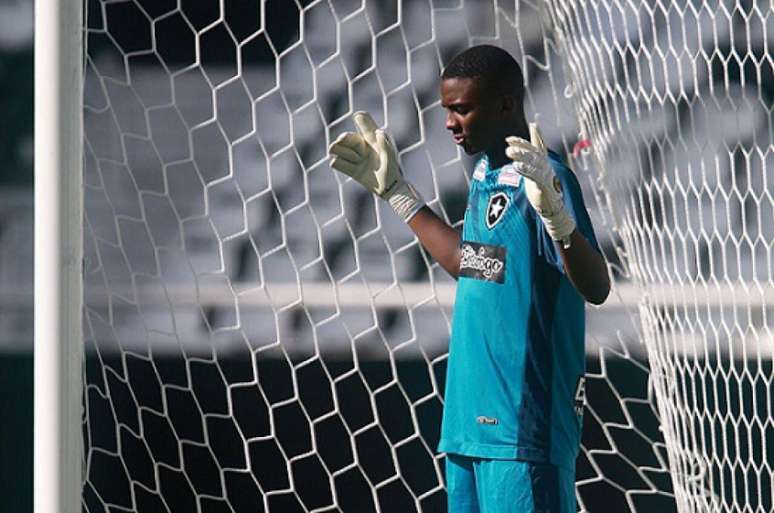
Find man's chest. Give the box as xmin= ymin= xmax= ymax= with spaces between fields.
xmin=464 ymin=177 xmax=533 ymax=244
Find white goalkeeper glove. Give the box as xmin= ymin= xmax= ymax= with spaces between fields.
xmin=505 ymin=123 xmax=576 ymax=248
xmin=328 ymin=111 xmax=425 ymax=223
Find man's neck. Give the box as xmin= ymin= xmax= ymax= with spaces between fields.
xmin=485 ymin=144 xmax=510 ymax=170
xmin=485 ymin=119 xmax=530 ymax=169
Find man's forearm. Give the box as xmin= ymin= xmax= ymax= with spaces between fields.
xmin=558 ymin=230 xmax=610 ymax=305
xmin=407 ymin=206 xmax=461 ymax=279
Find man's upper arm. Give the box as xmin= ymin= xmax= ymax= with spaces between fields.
xmin=558 ymin=164 xmax=600 ymax=252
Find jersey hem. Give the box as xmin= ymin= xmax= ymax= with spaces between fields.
xmin=438 ymin=439 xmax=576 ymax=471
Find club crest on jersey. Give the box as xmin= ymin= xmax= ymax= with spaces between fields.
xmin=486 ymin=192 xmax=509 ymax=229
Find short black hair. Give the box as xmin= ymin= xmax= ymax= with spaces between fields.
xmin=441 ymin=45 xmax=524 ymax=102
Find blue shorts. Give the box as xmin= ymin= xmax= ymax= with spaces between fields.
xmin=446 ymin=454 xmax=576 ymax=513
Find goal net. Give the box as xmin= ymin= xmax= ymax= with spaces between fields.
xmin=79 ymin=1 xmax=771 ymax=512
xmin=543 ymin=1 xmax=772 ymax=511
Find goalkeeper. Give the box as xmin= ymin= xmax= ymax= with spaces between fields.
xmin=329 ymin=45 xmax=609 ymax=513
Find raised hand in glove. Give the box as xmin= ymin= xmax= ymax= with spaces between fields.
xmin=505 ymin=123 xmax=576 ymax=248
xmin=328 ymin=111 xmax=424 ymax=223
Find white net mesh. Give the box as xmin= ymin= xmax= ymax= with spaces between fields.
xmin=80 ymin=1 xmax=771 ymax=512
xmin=543 ymin=1 xmax=773 ymax=512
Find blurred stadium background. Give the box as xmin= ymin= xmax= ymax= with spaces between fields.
xmin=2 ymin=0 xmax=771 ymax=512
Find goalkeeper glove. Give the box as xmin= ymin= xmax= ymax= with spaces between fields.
xmin=505 ymin=123 xmax=576 ymax=248
xmin=328 ymin=111 xmax=425 ymax=223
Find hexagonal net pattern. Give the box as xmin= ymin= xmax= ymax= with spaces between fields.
xmin=543 ymin=0 xmax=773 ymax=512
xmin=79 ymin=1 xmax=770 ymax=513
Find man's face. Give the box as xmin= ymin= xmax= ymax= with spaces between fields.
xmin=440 ymin=77 xmax=504 ymax=155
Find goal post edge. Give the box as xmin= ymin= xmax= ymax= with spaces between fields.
xmin=34 ymin=1 xmax=84 ymax=512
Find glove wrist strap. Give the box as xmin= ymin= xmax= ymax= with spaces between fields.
xmin=386 ymin=181 xmax=425 ymax=223
xmin=541 ymin=208 xmax=576 ymax=248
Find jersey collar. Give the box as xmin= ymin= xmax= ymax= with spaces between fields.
xmin=472 ymin=148 xmax=563 ymax=184
xmin=472 ymin=155 xmax=521 ymax=187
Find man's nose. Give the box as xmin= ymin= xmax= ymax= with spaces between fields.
xmin=445 ymin=112 xmax=458 ymax=131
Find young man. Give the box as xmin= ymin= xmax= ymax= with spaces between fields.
xmin=328 ymin=45 xmax=609 ymax=513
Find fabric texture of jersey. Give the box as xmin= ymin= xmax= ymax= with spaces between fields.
xmin=445 ymin=454 xmax=576 ymax=513
xmin=438 ymin=150 xmax=600 ymax=471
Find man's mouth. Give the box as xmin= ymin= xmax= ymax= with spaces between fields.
xmin=452 ymin=134 xmax=465 ymax=145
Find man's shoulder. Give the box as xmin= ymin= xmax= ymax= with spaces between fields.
xmin=546 ymin=150 xmax=573 ymax=176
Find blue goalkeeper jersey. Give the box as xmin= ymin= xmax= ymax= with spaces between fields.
xmin=438 ymin=151 xmax=600 ymax=471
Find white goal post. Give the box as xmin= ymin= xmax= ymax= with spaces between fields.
xmin=34 ymin=1 xmax=83 ymax=513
